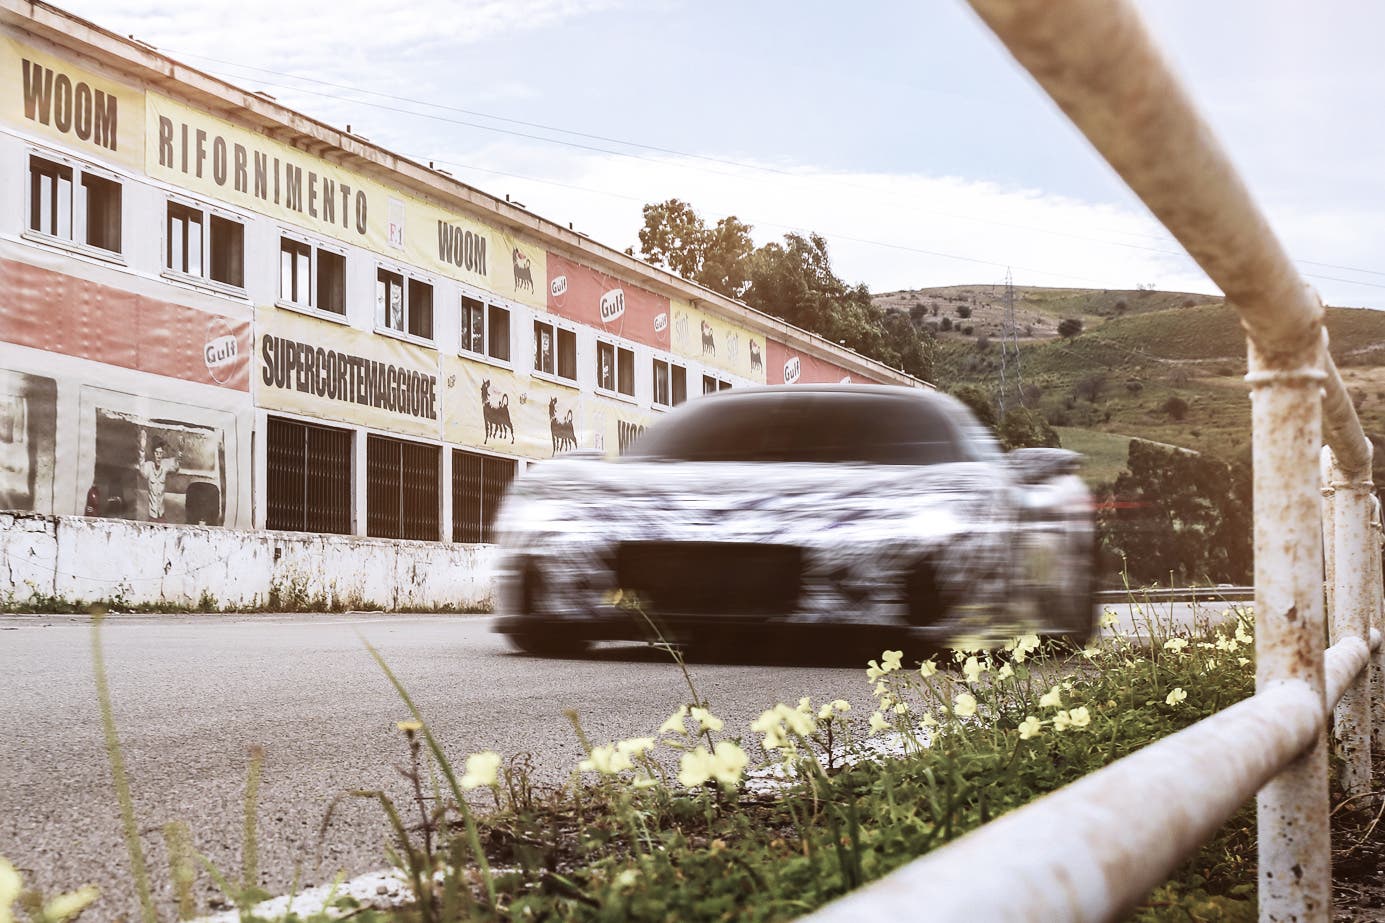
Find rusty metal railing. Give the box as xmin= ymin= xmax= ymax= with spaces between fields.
xmin=804 ymin=1 xmax=1381 ymax=921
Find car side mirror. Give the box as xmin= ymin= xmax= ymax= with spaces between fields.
xmin=1007 ymin=447 xmax=1082 ymax=484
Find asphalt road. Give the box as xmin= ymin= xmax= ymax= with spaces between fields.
xmin=0 ymin=601 xmax=1239 ymax=921
xmin=0 ymin=613 xmax=904 ymax=921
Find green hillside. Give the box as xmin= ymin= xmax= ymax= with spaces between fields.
xmin=925 ymin=299 xmax=1385 ymax=479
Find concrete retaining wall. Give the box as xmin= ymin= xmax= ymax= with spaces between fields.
xmin=0 ymin=513 xmax=493 ymax=611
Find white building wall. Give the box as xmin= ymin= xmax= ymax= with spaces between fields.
xmin=0 ymin=513 xmax=494 ymax=611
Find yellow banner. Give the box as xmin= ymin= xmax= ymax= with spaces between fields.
xmin=255 ymin=305 xmax=442 ymax=439
xmin=413 ymin=199 xmax=547 ymax=309
xmin=669 ymin=299 xmax=767 ymax=383
xmin=146 ymin=94 xmax=545 ymax=308
xmin=2 ymin=35 xmax=144 ymax=169
xmin=441 ymin=356 xmax=654 ymax=458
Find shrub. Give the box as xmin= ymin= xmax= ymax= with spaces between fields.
xmin=1162 ymin=396 xmax=1189 ymax=421
xmin=1058 ymin=318 xmax=1083 ymax=338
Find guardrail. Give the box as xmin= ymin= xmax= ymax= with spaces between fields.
xmin=805 ymin=2 xmax=1382 ymax=921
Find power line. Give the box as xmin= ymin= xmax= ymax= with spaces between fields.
xmin=170 ymin=43 xmax=1385 ymax=285
xmin=158 ymin=46 xmax=1385 ymax=294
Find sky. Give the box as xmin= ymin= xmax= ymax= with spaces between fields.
xmin=55 ymin=0 xmax=1385 ymax=308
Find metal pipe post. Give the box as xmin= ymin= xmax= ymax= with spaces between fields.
xmin=1373 ymin=495 xmax=1385 ymax=758
xmin=1248 ymin=336 xmax=1330 ymax=923
xmin=1322 ymin=448 xmax=1336 ymax=619
xmin=1329 ymin=444 xmax=1374 ymax=797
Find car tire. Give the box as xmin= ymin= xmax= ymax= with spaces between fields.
xmin=506 ymin=624 xmax=589 ymax=657
xmin=1055 ymin=534 xmax=1099 ymax=644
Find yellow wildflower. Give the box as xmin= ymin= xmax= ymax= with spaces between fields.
xmin=1052 ymin=710 xmax=1072 ymax=732
xmin=996 ymin=662 xmax=1015 ymax=681
xmin=690 ymin=706 xmax=723 ymax=733
xmin=1039 ymin=686 xmax=1063 ymax=709
xmin=1018 ymin=716 xmax=1042 ymax=740
xmin=866 ymin=660 xmax=886 ymax=682
xmin=919 ymin=659 xmax=938 ymax=679
xmin=42 ymin=887 xmax=99 ymax=922
xmin=1166 ymin=687 xmax=1188 ymax=707
xmin=677 ymin=747 xmax=715 ymax=787
xmin=1081 ymin=646 xmax=1101 ymax=660
xmin=1237 ymin=657 xmax=1251 ymax=667
xmin=616 ymin=737 xmax=655 ymax=757
xmin=962 ymin=656 xmax=986 ymax=684
xmin=1012 ymin=633 xmax=1041 ymax=663
xmin=395 ymin=720 xmax=424 ymax=734
xmin=1099 ymin=608 xmax=1119 ymax=629
xmin=1067 ymin=706 xmax=1091 ymax=728
xmin=1235 ymin=622 xmax=1254 ymax=645
xmin=460 ymin=751 xmax=502 ymax=789
xmin=881 ymin=650 xmax=904 ymax=672
xmin=1163 ymin=638 xmax=1189 ymax=654
xmin=659 ymin=706 xmax=688 ymax=735
xmin=579 ymin=744 xmax=632 ymax=775
xmin=953 ymin=692 xmax=978 ymax=719
xmin=782 ymin=706 xmax=815 ymax=737
xmin=869 ymin=711 xmax=891 ymax=733
xmin=818 ymin=703 xmax=835 ymax=721
xmin=831 ymin=699 xmax=851 ymax=713
xmin=2 ymin=859 xmax=23 ymax=919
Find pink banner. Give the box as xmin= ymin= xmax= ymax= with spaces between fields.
xmin=546 ymin=252 xmax=670 ymax=349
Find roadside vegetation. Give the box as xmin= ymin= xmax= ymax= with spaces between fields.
xmin=15 ymin=601 xmax=1355 ymax=922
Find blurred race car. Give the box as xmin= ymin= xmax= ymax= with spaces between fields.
xmin=492 ymin=384 xmax=1095 ymax=655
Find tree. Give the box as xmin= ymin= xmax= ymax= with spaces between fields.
xmin=634 ymin=201 xmax=934 ymax=381
xmin=1098 ymin=442 xmax=1251 ymax=585
xmin=1058 ymin=318 xmax=1084 ymax=338
xmin=957 ymin=304 xmax=973 ymax=319
xmin=1162 ymin=396 xmax=1189 ymax=421
xmin=949 ymin=385 xmax=997 ymax=429
xmin=636 ymin=199 xmax=707 ymax=280
xmin=997 ymin=407 xmax=1060 ymax=451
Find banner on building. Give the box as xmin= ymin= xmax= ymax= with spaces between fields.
xmin=766 ymin=338 xmax=871 ymax=386
xmin=146 ymin=94 xmax=546 ymax=307
xmin=255 ymin=306 xmax=442 ymax=440
xmin=1 ymin=256 xmax=252 ymax=392
xmin=441 ymin=355 xmax=654 ymax=459
xmin=669 ymin=299 xmax=767 ymax=384
xmin=2 ymin=35 xmax=145 ymax=169
xmin=547 ymin=252 xmax=670 ymax=350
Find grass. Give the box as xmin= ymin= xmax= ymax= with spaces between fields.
xmin=9 ymin=599 xmax=1379 ymax=922
xmin=933 ymin=298 xmax=1385 ymax=473
xmin=1056 ymin=427 xmax=1140 ymax=485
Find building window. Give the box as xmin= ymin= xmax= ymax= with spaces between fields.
xmin=533 ymin=321 xmax=576 ymax=381
xmin=597 ymin=341 xmax=635 ymax=396
xmin=651 ymin=360 xmax=687 ymax=407
xmin=279 ymin=236 xmax=346 ymax=315
xmin=377 ymin=268 xmax=434 ymax=341
xmin=265 ymin=417 xmax=352 ymax=534
xmin=27 ymin=153 xmax=122 ymax=254
xmin=653 ymin=359 xmax=670 ymax=406
xmin=672 ymin=365 xmax=688 ymax=405
xmin=366 ymin=434 xmax=440 ymax=540
xmin=167 ymin=200 xmax=243 ymax=288
xmin=703 ymin=374 xmax=733 ymax=394
xmin=452 ymin=450 xmax=517 ymax=543
xmin=460 ymin=296 xmax=510 ymax=362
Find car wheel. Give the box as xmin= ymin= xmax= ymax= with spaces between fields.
xmin=1055 ymin=535 xmax=1099 ymax=644
xmin=904 ymin=557 xmax=953 ymax=627
xmin=506 ymin=624 xmax=589 ymax=657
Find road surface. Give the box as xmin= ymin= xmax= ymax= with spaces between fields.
xmin=0 ymin=600 xmax=1239 ymax=920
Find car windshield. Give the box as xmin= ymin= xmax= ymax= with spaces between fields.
xmin=624 ymin=392 xmax=969 ymax=464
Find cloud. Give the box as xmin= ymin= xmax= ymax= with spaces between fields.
xmin=424 ymin=139 xmax=1383 ymax=309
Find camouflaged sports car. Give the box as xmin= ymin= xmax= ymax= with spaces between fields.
xmin=492 ymin=384 xmax=1095 ymax=655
